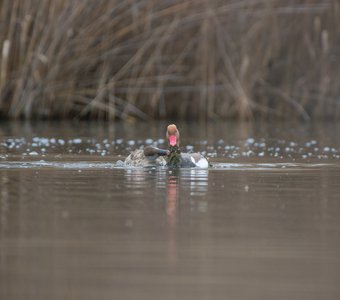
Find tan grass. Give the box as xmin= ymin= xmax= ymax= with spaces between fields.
xmin=0 ymin=0 xmax=339 ymax=120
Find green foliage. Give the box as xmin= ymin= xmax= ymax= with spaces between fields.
xmin=167 ymin=146 xmax=181 ymax=168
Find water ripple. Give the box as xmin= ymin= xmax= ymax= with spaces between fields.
xmin=0 ymin=161 xmax=116 ymax=170
xmin=0 ymin=160 xmax=339 ymax=171
xmin=213 ymin=162 xmax=340 ymax=170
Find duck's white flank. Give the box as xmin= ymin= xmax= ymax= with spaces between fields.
xmin=195 ymin=157 xmax=209 ymax=168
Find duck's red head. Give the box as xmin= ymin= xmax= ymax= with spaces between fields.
xmin=166 ymin=124 xmax=180 ymax=147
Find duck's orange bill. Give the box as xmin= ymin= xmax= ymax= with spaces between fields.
xmin=169 ymin=135 xmax=177 ymax=146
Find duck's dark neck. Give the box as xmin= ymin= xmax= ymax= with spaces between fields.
xmin=167 ymin=145 xmax=181 ymax=167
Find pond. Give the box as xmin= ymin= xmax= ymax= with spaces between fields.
xmin=0 ymin=121 xmax=340 ymax=300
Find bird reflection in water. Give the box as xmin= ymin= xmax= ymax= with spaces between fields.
xmin=166 ymin=171 xmax=179 ymax=262
xmin=165 ymin=169 xmax=209 ymax=262
xmin=123 ymin=167 xmax=209 ymax=262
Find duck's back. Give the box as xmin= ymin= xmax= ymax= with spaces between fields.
xmin=124 ymin=149 xmax=144 ymax=166
xmin=125 ymin=149 xmax=166 ymax=167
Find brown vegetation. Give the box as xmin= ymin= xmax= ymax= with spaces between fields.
xmin=0 ymin=0 xmax=339 ymax=121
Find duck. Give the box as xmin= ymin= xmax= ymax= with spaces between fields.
xmin=124 ymin=146 xmax=169 ymax=167
xmin=166 ymin=124 xmax=209 ymax=168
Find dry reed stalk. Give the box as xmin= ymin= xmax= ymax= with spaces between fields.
xmin=0 ymin=0 xmax=339 ymax=120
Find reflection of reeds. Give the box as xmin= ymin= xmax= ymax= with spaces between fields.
xmin=0 ymin=0 xmax=339 ymax=120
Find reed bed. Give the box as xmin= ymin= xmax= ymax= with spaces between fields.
xmin=0 ymin=0 xmax=339 ymax=120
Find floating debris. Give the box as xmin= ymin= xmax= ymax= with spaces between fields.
xmin=245 ymin=138 xmax=254 ymax=145
xmin=0 ymin=136 xmax=339 ymax=162
xmin=69 ymin=138 xmax=82 ymax=144
xmin=29 ymin=151 xmax=39 ymax=156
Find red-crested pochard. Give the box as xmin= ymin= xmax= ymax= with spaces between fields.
xmin=166 ymin=124 xmax=209 ymax=168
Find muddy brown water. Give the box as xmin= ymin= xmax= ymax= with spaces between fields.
xmin=0 ymin=121 xmax=340 ymax=300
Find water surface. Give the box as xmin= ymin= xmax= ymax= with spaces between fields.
xmin=0 ymin=121 xmax=340 ymax=300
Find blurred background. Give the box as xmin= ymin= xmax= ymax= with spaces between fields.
xmin=0 ymin=0 xmax=339 ymax=121
xmin=1 ymin=2 xmax=340 ymax=300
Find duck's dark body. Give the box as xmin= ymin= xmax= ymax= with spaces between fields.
xmin=166 ymin=146 xmax=208 ymax=168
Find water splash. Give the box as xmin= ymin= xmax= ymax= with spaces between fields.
xmin=0 ymin=160 xmax=339 ymax=171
